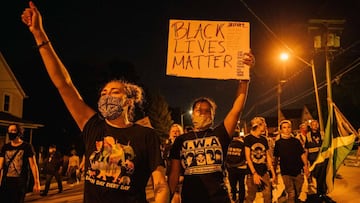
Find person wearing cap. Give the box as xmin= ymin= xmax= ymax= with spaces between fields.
xmin=273 ymin=120 xmax=309 ymax=203
xmin=244 ymin=117 xmax=276 ymax=203
xmin=168 ymin=53 xmax=254 ymax=203
xmin=0 ymin=123 xmax=41 ymax=203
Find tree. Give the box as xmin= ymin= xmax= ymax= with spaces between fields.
xmin=145 ymin=90 xmax=174 ymax=141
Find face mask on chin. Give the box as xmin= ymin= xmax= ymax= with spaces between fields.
xmin=98 ymin=95 xmax=126 ymax=120
xmin=192 ymin=115 xmax=213 ymax=130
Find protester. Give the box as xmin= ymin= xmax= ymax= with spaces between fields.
xmin=0 ymin=123 xmax=41 ymax=203
xmin=244 ymin=117 xmax=276 ymax=203
xmin=225 ymin=129 xmax=247 ymax=203
xmin=67 ymin=149 xmax=80 ymax=184
xmin=305 ymin=119 xmax=334 ymax=203
xmin=296 ymin=123 xmax=308 ymax=148
xmin=273 ymin=120 xmax=309 ymax=203
xmin=41 ymin=144 xmax=63 ymax=196
xmin=21 ymin=2 xmax=169 ymax=202
xmin=161 ymin=124 xmax=184 ymax=203
xmin=168 ymin=52 xmax=254 ymax=203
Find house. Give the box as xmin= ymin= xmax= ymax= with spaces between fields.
xmin=0 ymin=52 xmax=43 ymax=148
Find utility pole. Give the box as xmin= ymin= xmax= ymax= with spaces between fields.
xmin=308 ymin=19 xmax=345 ymax=133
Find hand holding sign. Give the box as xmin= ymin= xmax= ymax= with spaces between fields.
xmin=166 ymin=19 xmax=251 ymax=80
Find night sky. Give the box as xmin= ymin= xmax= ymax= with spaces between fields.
xmin=2 ymin=0 xmax=360 ymax=153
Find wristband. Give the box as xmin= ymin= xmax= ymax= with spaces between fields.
xmin=35 ymin=40 xmax=50 ymax=49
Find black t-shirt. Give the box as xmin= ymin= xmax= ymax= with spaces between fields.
xmin=273 ymin=137 xmax=305 ymax=176
xmin=0 ymin=142 xmax=34 ymax=180
xmin=305 ymin=131 xmax=322 ymax=163
xmin=169 ymin=122 xmax=231 ymax=202
xmin=43 ymin=152 xmax=63 ymax=175
xmin=244 ymin=134 xmax=269 ymax=176
xmin=82 ymin=115 xmax=164 ymax=203
xmin=225 ymin=137 xmax=246 ymax=168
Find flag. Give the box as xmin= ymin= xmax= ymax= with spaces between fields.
xmin=309 ymin=102 xmax=357 ymax=193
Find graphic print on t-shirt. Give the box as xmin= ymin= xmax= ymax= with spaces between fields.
xmin=181 ymin=136 xmax=223 ymax=175
xmin=5 ymin=149 xmax=24 ymax=177
xmin=86 ymin=136 xmax=135 ymax=191
xmin=250 ymin=142 xmax=266 ymax=164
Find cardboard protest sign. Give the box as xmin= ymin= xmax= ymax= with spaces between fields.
xmin=166 ymin=19 xmax=250 ymax=80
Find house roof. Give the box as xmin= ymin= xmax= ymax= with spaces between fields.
xmin=0 ymin=52 xmax=27 ymax=98
xmin=0 ymin=111 xmax=43 ymax=129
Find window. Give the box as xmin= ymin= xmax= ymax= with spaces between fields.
xmin=4 ymin=94 xmax=10 ymax=112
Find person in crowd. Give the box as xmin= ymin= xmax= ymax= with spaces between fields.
xmin=295 ymin=122 xmax=310 ymax=201
xmin=67 ymin=149 xmax=80 ymax=184
xmin=296 ymin=123 xmax=308 ymax=148
xmin=225 ymin=128 xmax=247 ymax=203
xmin=273 ymin=120 xmax=309 ymax=203
xmin=305 ymin=119 xmax=334 ymax=203
xmin=0 ymin=123 xmax=41 ymax=203
xmin=79 ymin=154 xmax=85 ymax=180
xmin=21 ymin=2 xmax=169 ymax=202
xmin=41 ymin=144 xmax=63 ymax=196
xmin=161 ymin=124 xmax=184 ymax=203
xmin=168 ymin=52 xmax=254 ymax=203
xmin=244 ymin=117 xmax=276 ymax=203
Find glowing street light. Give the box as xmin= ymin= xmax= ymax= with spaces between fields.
xmin=280 ymin=52 xmax=289 ymax=61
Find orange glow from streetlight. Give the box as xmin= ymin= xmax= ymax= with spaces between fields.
xmin=280 ymin=52 xmax=289 ymax=61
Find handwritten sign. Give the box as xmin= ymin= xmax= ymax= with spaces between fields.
xmin=166 ymin=19 xmax=250 ymax=80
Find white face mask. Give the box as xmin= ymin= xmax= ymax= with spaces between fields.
xmin=98 ymin=95 xmax=126 ymax=120
xmin=192 ymin=115 xmax=213 ymax=130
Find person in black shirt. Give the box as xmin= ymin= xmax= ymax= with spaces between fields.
xmin=168 ymin=54 xmax=254 ymax=202
xmin=244 ymin=117 xmax=276 ymax=203
xmin=0 ymin=124 xmax=41 ymax=203
xmin=273 ymin=120 xmax=309 ymax=203
xmin=225 ymin=131 xmax=247 ymax=203
xmin=21 ymin=2 xmax=169 ymax=202
xmin=40 ymin=145 xmax=63 ymax=196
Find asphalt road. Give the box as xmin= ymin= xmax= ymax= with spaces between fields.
xmin=25 ymin=152 xmax=360 ymax=203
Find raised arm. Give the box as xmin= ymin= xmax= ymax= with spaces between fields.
xmin=21 ymin=1 xmax=95 ymax=130
xmin=223 ymin=52 xmax=254 ymax=137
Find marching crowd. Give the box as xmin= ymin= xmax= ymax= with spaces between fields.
xmin=161 ymin=118 xmax=335 ymax=203
xmin=1 ymin=1 xmax=356 ymax=203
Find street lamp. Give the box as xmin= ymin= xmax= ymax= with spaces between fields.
xmin=278 ymin=52 xmax=288 ymax=125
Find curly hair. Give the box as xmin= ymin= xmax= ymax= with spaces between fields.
xmin=100 ymin=79 xmax=144 ymax=122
